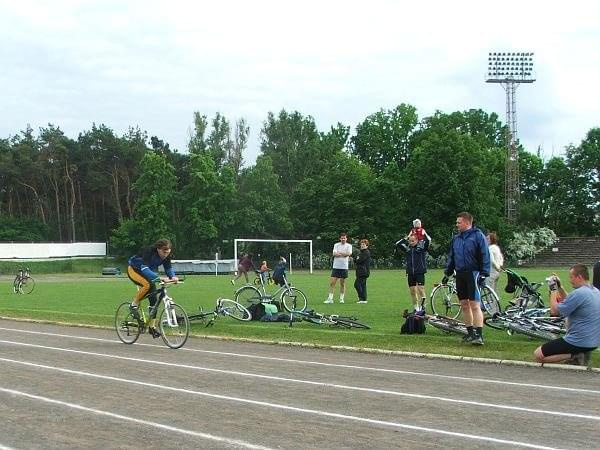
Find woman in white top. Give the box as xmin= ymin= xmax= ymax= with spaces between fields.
xmin=486 ymin=232 xmax=504 ymax=293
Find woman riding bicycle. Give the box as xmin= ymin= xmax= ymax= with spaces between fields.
xmin=127 ymin=238 xmax=179 ymax=338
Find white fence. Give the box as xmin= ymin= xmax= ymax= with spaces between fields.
xmin=171 ymin=259 xmax=236 ymax=275
xmin=0 ymin=242 xmax=107 ymax=259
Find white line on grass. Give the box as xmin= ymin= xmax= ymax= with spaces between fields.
xmin=1 ymin=342 xmax=599 ymax=422
xmin=0 ymin=360 xmax=562 ymax=450
xmin=0 ymin=386 xmax=272 ymax=450
xmin=1 ymin=326 xmax=599 ymax=395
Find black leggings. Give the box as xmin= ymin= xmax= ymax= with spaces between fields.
xmin=354 ymin=276 xmax=368 ymax=301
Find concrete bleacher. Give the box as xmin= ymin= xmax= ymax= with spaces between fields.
xmin=532 ymin=237 xmax=600 ymax=267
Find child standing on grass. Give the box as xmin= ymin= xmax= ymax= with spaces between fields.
xmin=259 ymin=260 xmax=270 ymax=284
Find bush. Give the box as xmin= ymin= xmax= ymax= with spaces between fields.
xmin=505 ymin=227 xmax=556 ymax=263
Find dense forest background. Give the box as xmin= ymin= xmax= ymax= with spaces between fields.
xmin=1 ymin=104 xmax=598 ymax=263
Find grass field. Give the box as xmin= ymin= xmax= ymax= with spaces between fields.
xmin=1 ymin=266 xmax=597 ymax=367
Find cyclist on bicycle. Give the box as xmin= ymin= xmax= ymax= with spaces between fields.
xmin=127 ymin=238 xmax=178 ymax=338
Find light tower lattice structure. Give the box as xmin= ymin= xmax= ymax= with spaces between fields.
xmin=486 ymin=52 xmax=535 ymax=223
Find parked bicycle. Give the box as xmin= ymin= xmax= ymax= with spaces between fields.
xmin=253 ymin=270 xmax=274 ymax=286
xmin=429 ymin=274 xmax=501 ymax=319
xmin=289 ymin=309 xmax=370 ymax=329
xmin=503 ymin=268 xmax=545 ymax=313
xmin=186 ymin=297 xmax=251 ymax=326
xmin=115 ymin=280 xmax=190 ymax=349
xmin=13 ymin=267 xmax=35 ymax=294
xmin=234 ymin=272 xmax=308 ymax=312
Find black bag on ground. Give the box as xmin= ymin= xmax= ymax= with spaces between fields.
xmin=247 ymin=303 xmax=265 ymax=321
xmin=400 ymin=309 xmax=426 ymax=334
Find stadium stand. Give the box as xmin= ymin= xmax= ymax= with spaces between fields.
xmin=532 ymin=237 xmax=600 ymax=267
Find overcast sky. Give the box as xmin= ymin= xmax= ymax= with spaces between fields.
xmin=1 ymin=0 xmax=598 ymax=164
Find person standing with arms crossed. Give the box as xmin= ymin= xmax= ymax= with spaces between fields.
xmin=354 ymin=239 xmax=371 ymax=304
xmin=443 ymin=212 xmax=490 ymax=345
xmin=324 ymin=232 xmax=353 ymax=304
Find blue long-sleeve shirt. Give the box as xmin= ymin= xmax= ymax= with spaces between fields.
xmin=128 ymin=247 xmax=175 ymax=281
xmin=445 ymin=227 xmax=490 ymax=276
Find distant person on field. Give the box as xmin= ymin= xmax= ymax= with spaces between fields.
xmin=272 ymin=256 xmax=287 ymax=287
xmin=444 ymin=212 xmax=490 ymax=346
xmin=231 ymin=253 xmax=255 ymax=285
xmin=534 ymin=264 xmax=600 ymax=366
xmin=486 ymin=232 xmax=504 ymax=293
xmin=259 ymin=260 xmax=270 ymax=284
xmin=324 ymin=232 xmax=353 ymax=304
xmin=353 ymin=239 xmax=371 ymax=304
xmin=127 ymin=238 xmax=179 ymax=339
xmin=397 ymin=231 xmax=431 ymax=310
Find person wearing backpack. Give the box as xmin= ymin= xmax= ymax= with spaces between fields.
xmin=353 ymin=239 xmax=371 ymax=304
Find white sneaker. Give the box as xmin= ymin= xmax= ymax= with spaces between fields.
xmin=357 ymin=300 xmax=367 ymax=304
xmin=324 ymin=298 xmax=333 ymax=304
xmin=339 ymin=299 xmax=345 ymax=304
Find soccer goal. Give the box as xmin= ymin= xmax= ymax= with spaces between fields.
xmin=233 ymin=239 xmax=313 ymax=274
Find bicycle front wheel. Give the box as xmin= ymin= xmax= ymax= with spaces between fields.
xmin=480 ymin=285 xmax=501 ymax=316
xmin=281 ymin=287 xmax=308 ymax=312
xmin=334 ymin=318 xmax=370 ymax=329
xmin=234 ymin=286 xmax=262 ymax=305
xmin=115 ymin=302 xmax=142 ymax=344
xmin=220 ymin=298 xmax=252 ymax=321
xmin=430 ymin=284 xmax=460 ymax=319
xmin=427 ymin=316 xmax=468 ymax=336
xmin=19 ymin=276 xmax=35 ymax=294
xmin=159 ymin=303 xmax=190 ymax=349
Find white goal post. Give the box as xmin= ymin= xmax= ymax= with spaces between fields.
xmin=233 ymin=239 xmax=313 ymax=274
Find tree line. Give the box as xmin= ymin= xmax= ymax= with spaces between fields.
xmin=1 ymin=105 xmax=598 ymax=262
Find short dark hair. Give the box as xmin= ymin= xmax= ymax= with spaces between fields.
xmin=153 ymin=238 xmax=172 ymax=250
xmin=570 ymin=264 xmax=589 ymax=280
xmin=340 ymin=232 xmax=347 ymax=238
xmin=457 ymin=212 xmax=473 ymax=223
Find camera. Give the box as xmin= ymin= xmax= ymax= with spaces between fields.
xmin=545 ymin=276 xmax=558 ymax=290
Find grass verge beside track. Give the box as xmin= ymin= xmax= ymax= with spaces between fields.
xmin=1 ymin=268 xmax=597 ymax=367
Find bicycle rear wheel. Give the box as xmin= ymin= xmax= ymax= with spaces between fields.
xmin=506 ymin=322 xmax=558 ymax=341
xmin=427 ymin=316 xmax=468 ymax=336
xmin=430 ymin=284 xmax=460 ymax=319
xmin=281 ymin=287 xmax=308 ymax=312
xmin=484 ymin=314 xmax=510 ymax=331
xmin=115 ymin=302 xmax=142 ymax=344
xmin=480 ymin=285 xmax=501 ymax=316
xmin=19 ymin=276 xmax=35 ymax=294
xmin=220 ymin=298 xmax=251 ymax=321
xmin=234 ymin=286 xmax=262 ymax=305
xmin=333 ymin=318 xmax=370 ymax=329
xmin=159 ymin=303 xmax=189 ymax=349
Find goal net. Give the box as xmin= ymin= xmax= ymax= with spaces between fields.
xmin=233 ymin=239 xmax=313 ymax=274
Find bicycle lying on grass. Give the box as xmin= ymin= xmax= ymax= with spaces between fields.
xmin=115 ymin=280 xmax=190 ymax=349
xmin=429 ymin=274 xmax=501 ymax=318
xmin=13 ymin=268 xmax=35 ymax=294
xmin=186 ymin=298 xmax=252 ymax=327
xmin=235 ymin=272 xmax=308 ymax=312
xmin=288 ymin=309 xmax=370 ymax=329
xmin=426 ymin=314 xmax=469 ymax=336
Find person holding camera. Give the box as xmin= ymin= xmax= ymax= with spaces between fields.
xmin=533 ymin=264 xmax=600 ymax=365
xmin=443 ymin=212 xmax=490 ymax=345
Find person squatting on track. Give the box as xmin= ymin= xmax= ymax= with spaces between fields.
xmin=127 ymin=238 xmax=179 ymax=338
xmin=443 ymin=212 xmax=490 ymax=346
xmin=353 ymin=239 xmax=371 ymax=304
xmin=325 ymin=232 xmax=353 ymax=304
xmin=533 ymin=264 xmax=600 ymax=366
xmin=396 ymin=231 xmax=431 ymax=310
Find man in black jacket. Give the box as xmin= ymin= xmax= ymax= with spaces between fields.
xmin=354 ymin=239 xmax=371 ymax=304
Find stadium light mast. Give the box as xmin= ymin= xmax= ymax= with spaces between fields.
xmin=486 ymin=52 xmax=535 ymax=223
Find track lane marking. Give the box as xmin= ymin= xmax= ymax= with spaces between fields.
xmin=1 ymin=326 xmax=598 ymax=395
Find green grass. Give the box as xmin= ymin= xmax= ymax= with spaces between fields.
xmin=1 ymin=267 xmax=596 ymax=367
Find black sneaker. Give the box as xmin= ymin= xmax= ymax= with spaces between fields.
xmin=471 ymin=336 xmax=484 ymax=346
xmin=129 ymin=304 xmax=141 ymax=320
xmin=148 ymin=327 xmax=161 ymax=339
xmin=462 ymin=333 xmax=474 ymax=342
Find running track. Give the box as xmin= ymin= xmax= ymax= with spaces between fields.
xmin=1 ymin=319 xmax=599 ymax=449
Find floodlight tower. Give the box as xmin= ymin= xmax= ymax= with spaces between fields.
xmin=486 ymin=52 xmax=535 ymax=223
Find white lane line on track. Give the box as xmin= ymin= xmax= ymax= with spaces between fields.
xmin=1 ymin=326 xmax=598 ymax=395
xmin=0 ymin=359 xmax=562 ymax=450
xmin=0 ymin=444 xmax=15 ymax=450
xmin=0 ymin=386 xmax=272 ymax=450
xmin=1 ymin=343 xmax=599 ymax=423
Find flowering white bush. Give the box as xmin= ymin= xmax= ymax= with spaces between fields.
xmin=506 ymin=227 xmax=557 ymax=261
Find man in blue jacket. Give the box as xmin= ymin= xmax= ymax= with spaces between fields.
xmin=444 ymin=212 xmax=490 ymax=345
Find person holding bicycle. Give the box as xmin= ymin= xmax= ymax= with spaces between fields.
xmin=127 ymin=238 xmax=179 ymax=338
xmin=533 ymin=264 xmax=600 ymax=365
xmin=444 ymin=212 xmax=490 ymax=345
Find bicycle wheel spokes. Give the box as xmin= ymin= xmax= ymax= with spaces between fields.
xmin=480 ymin=285 xmax=501 ymax=316
xmin=220 ymin=299 xmax=251 ymax=321
xmin=281 ymin=287 xmax=308 ymax=312
xmin=333 ymin=317 xmax=370 ymax=329
xmin=159 ymin=304 xmax=190 ymax=349
xmin=430 ymin=285 xmax=461 ymax=319
xmin=427 ymin=316 xmax=468 ymax=336
xmin=234 ymin=286 xmax=262 ymax=305
xmin=19 ymin=276 xmax=35 ymax=294
xmin=115 ymin=302 xmax=142 ymax=344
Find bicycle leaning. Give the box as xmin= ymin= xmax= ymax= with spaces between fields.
xmin=429 ymin=274 xmax=501 ymax=319
xmin=186 ymin=297 xmax=252 ymax=326
xmin=234 ymin=272 xmax=308 ymax=312
xmin=13 ymin=267 xmax=35 ymax=294
xmin=115 ymin=280 xmax=190 ymax=349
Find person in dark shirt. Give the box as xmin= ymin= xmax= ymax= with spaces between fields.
xmin=354 ymin=239 xmax=371 ymax=304
xmin=231 ymin=253 xmax=256 ymax=285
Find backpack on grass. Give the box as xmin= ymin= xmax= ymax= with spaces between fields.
xmin=400 ymin=309 xmax=426 ymax=334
